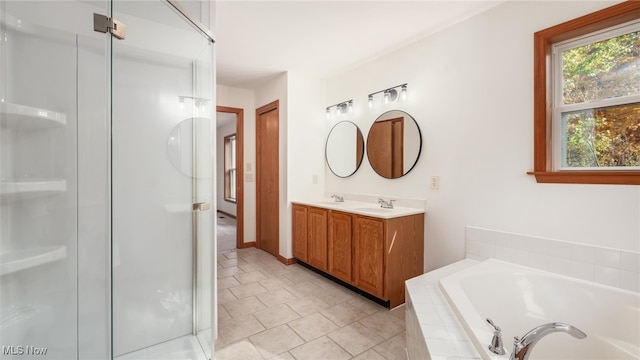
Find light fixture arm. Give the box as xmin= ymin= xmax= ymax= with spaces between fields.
xmin=367 ymin=83 xmax=408 ymax=98
xmin=326 ymin=99 xmax=354 ymax=118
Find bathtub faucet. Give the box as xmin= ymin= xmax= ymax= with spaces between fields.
xmin=510 ymin=322 xmax=587 ymax=360
xmin=486 ymin=318 xmax=505 ymax=355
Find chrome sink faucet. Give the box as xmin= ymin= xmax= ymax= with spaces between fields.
xmin=330 ymin=194 xmax=344 ymax=202
xmin=378 ymin=198 xmax=395 ymax=209
xmin=510 ymin=322 xmax=587 ymax=360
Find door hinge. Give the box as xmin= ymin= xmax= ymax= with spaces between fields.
xmin=93 ymin=13 xmax=125 ymax=40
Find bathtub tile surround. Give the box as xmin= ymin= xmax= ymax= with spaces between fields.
xmin=465 ymin=226 xmax=640 ymax=292
xmin=215 ymin=247 xmax=408 ymax=360
xmin=405 ymin=225 xmax=640 ymax=360
xmin=405 ymin=261 xmax=481 ymax=360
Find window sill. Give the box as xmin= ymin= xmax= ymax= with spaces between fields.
xmin=527 ymin=171 xmax=640 ymax=185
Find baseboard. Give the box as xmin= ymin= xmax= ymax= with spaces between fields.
xmin=277 ymin=255 xmax=297 ymax=266
xmin=216 ymin=210 xmax=237 ymax=219
xmin=238 ymin=241 xmax=256 ymax=249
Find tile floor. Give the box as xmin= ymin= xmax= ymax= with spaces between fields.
xmin=217 ymin=212 xmax=237 ymax=253
xmin=215 ymin=247 xmax=408 ymax=360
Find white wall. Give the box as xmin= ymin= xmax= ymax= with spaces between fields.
xmin=216 ymin=72 xmax=325 ymax=259
xmin=286 ymin=72 xmax=327 ymax=258
xmin=216 ymin=121 xmax=237 ymax=216
xmin=217 ymin=85 xmax=256 ymax=244
xmin=324 ymin=0 xmax=640 ymax=272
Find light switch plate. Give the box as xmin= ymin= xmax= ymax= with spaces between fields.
xmin=430 ymin=176 xmax=440 ymax=190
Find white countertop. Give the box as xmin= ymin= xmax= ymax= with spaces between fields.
xmin=292 ymin=199 xmax=425 ymax=219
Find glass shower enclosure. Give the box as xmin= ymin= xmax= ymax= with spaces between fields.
xmin=0 ymin=1 xmax=215 ymax=358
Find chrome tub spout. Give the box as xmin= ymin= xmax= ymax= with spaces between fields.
xmin=510 ymin=322 xmax=586 ymax=360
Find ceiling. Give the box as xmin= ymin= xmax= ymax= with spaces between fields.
xmin=214 ymin=0 xmax=503 ymax=88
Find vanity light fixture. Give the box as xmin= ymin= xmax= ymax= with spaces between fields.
xmin=326 ymin=99 xmax=353 ymax=119
xmin=367 ymin=83 xmax=408 ymax=108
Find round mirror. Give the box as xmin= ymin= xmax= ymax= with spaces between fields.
xmin=366 ymin=110 xmax=422 ymax=179
xmin=167 ymin=117 xmax=212 ymax=178
xmin=325 ymin=121 xmax=365 ymax=178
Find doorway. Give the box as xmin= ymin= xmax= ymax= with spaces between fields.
xmin=366 ymin=116 xmax=404 ymax=178
xmin=256 ymin=100 xmax=280 ymax=257
xmin=216 ymin=106 xmax=244 ymax=251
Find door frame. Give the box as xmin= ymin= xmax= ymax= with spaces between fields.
xmin=255 ymin=100 xmax=279 ymax=255
xmin=216 ymin=105 xmax=244 ymax=249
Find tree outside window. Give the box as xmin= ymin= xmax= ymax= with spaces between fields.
xmin=557 ymin=28 xmax=639 ymax=169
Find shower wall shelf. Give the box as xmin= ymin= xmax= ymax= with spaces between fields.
xmin=0 ymin=179 xmax=67 ymax=201
xmin=0 ymin=102 xmax=67 ymax=128
xmin=0 ymin=246 xmax=67 ymax=276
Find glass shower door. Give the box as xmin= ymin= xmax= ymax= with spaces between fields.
xmin=110 ymin=1 xmax=214 ymax=357
xmin=0 ymin=1 xmax=111 ymax=359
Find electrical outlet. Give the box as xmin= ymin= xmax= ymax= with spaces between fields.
xmin=312 ymin=174 xmax=318 ymax=184
xmin=245 ymin=173 xmax=254 ymax=182
xmin=430 ymin=176 xmax=440 ymax=190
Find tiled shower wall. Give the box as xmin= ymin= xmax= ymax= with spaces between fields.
xmin=465 ymin=226 xmax=640 ymax=293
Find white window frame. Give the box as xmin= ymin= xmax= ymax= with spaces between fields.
xmin=551 ymin=20 xmax=640 ymax=171
xmin=224 ymin=134 xmax=237 ymax=202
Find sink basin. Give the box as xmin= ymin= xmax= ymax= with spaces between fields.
xmin=316 ymin=201 xmax=343 ymax=205
xmin=352 ymin=207 xmax=392 ymax=213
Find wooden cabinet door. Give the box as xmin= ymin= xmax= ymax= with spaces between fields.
xmin=292 ymin=204 xmax=308 ymax=261
xmin=353 ymin=216 xmax=385 ymax=298
xmin=328 ymin=211 xmax=353 ymax=283
xmin=307 ymin=207 xmax=328 ymax=271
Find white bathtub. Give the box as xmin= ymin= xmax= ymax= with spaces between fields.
xmin=439 ymin=259 xmax=640 ymax=360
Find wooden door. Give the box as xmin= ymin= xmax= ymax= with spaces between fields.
xmin=391 ymin=119 xmax=403 ymax=177
xmin=367 ymin=117 xmax=404 ymax=178
xmin=292 ymin=204 xmax=308 ymax=261
xmin=328 ymin=211 xmax=353 ymax=283
xmin=256 ymin=100 xmax=279 ymax=257
xmin=307 ymin=207 xmax=328 ymax=271
xmin=356 ymin=130 xmax=364 ymax=168
xmin=353 ymin=216 xmax=385 ymax=298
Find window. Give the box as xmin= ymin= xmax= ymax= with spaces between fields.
xmin=531 ymin=1 xmax=640 ymax=185
xmin=224 ymin=134 xmax=237 ymax=202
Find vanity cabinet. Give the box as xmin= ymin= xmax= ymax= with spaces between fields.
xmin=307 ymin=206 xmax=328 ymax=271
xmin=328 ymin=211 xmax=353 ymax=283
xmin=353 ymin=216 xmax=385 ymax=298
xmin=292 ymin=204 xmax=308 ymax=261
xmin=292 ymin=202 xmax=424 ymax=307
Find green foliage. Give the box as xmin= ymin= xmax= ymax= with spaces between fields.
xmin=561 ymin=30 xmax=640 ymax=167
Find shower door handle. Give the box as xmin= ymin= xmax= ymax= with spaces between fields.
xmin=192 ymin=202 xmax=210 ymax=211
